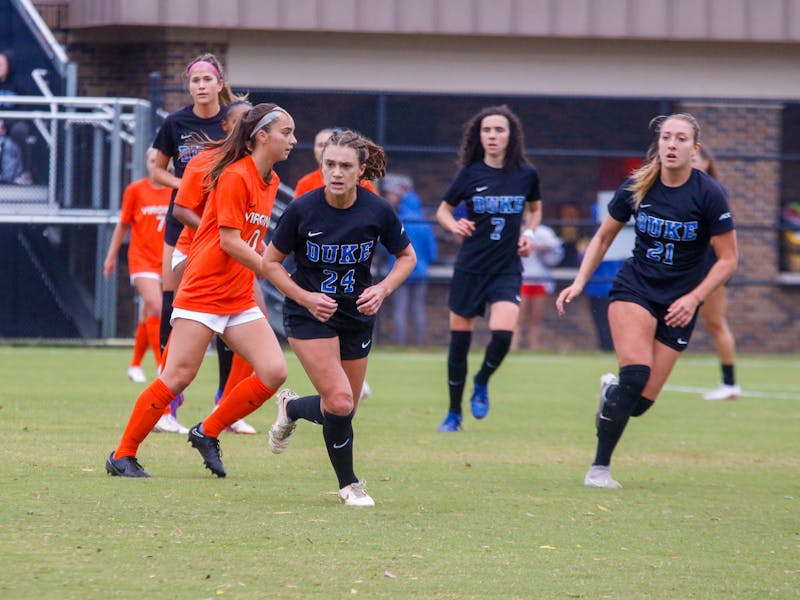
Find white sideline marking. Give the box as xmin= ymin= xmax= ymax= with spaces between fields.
xmin=664 ymin=385 xmax=800 ymax=401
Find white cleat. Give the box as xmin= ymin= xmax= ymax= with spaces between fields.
xmin=127 ymin=365 xmax=147 ymax=383
xmin=227 ymin=419 xmax=257 ymax=434
xmin=584 ymin=465 xmax=623 ymax=489
xmin=152 ymin=413 xmax=189 ymax=435
xmin=338 ymin=480 xmax=375 ymax=507
xmin=703 ymin=384 xmax=741 ymax=401
xmin=359 ymin=380 xmax=372 ymax=402
xmin=269 ymin=389 xmax=298 ymax=454
xmin=596 ymin=372 xmax=618 ymax=428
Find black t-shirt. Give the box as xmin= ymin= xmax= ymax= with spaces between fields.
xmin=271 ymin=187 xmax=410 ymax=327
xmin=443 ymin=161 xmax=540 ymax=275
xmin=151 ymin=104 xmax=225 ymax=179
xmin=609 ymin=169 xmax=734 ymax=304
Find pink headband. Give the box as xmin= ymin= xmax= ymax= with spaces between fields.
xmin=188 ymin=60 xmax=222 ymax=80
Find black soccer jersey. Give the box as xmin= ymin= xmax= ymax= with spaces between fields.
xmin=443 ymin=161 xmax=540 ymax=275
xmin=152 ymin=105 xmax=225 ymax=179
xmin=608 ymin=169 xmax=734 ymax=305
xmin=271 ymin=187 xmax=411 ymax=327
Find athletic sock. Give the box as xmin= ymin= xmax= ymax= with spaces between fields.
xmin=115 ymin=378 xmax=176 ymax=458
xmin=322 ymin=410 xmax=357 ymax=489
xmin=144 ymin=315 xmax=162 ymax=367
xmin=202 ymin=375 xmax=275 ymax=438
xmin=473 ymin=330 xmax=513 ymax=386
xmin=158 ymin=291 xmax=174 ymax=355
xmin=286 ymin=394 xmax=324 ymax=424
xmin=130 ymin=321 xmax=148 ymax=367
xmin=216 ymin=336 xmax=234 ymax=392
xmin=594 ymin=364 xmax=650 ymax=466
xmin=220 ymin=353 xmax=254 ymax=401
xmin=721 ymin=364 xmax=735 ymax=386
xmin=631 ymin=396 xmax=655 ymax=417
xmin=447 ymin=331 xmax=471 ymax=414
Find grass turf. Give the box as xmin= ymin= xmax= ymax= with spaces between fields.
xmin=0 ymin=346 xmax=798 ymax=599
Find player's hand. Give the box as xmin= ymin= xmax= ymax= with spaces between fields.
xmin=303 ymin=292 xmax=338 ymax=322
xmin=103 ymin=258 xmax=116 ymax=279
xmin=665 ymin=293 xmax=700 ymax=328
xmin=555 ymin=283 xmax=583 ymax=317
xmin=451 ymin=218 xmax=475 ymax=238
xmin=517 ymin=235 xmax=532 ymax=257
xmin=356 ymin=283 xmax=388 ymax=316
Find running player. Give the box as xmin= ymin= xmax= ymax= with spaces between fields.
xmin=102 ymin=148 xmax=171 ymax=383
xmin=263 ymin=129 xmax=416 ymax=506
xmin=105 ymin=103 xmax=295 ymax=478
xmin=435 ymin=105 xmax=542 ymax=432
xmin=556 ymin=113 xmax=738 ymax=489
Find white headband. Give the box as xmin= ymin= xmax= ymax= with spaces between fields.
xmin=250 ymin=107 xmax=288 ymax=139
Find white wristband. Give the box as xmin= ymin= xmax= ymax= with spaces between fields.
xmin=522 ymin=228 xmax=536 ymax=241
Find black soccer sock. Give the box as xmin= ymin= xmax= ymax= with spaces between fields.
xmin=631 ymin=396 xmax=655 ymax=417
xmin=159 ymin=290 xmax=174 ymax=354
xmin=473 ymin=330 xmax=513 ymax=386
xmin=322 ymin=410 xmax=357 ymax=489
xmin=216 ymin=336 xmax=234 ymax=393
xmin=287 ymin=394 xmax=323 ymax=424
xmin=447 ymin=331 xmax=472 ymax=414
xmin=721 ymin=364 xmax=735 ymax=386
xmin=594 ymin=364 xmax=650 ymax=466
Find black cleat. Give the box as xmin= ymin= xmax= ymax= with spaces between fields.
xmin=188 ymin=423 xmax=226 ymax=477
xmin=105 ymin=451 xmax=150 ymax=478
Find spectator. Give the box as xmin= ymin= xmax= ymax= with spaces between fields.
xmin=382 ymin=174 xmax=438 ymax=346
xmin=0 ymin=50 xmax=33 ymax=184
xmin=0 ymin=119 xmax=25 ymax=184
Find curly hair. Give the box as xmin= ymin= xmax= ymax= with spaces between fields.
xmin=322 ymin=129 xmax=387 ymax=181
xmin=458 ymin=104 xmax=528 ymax=170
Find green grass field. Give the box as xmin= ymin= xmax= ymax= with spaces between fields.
xmin=1 ymin=346 xmax=798 ymax=599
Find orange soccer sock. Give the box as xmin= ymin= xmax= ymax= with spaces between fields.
xmin=203 ymin=375 xmax=274 ymax=438
xmin=220 ymin=353 xmax=255 ymax=400
xmin=130 ymin=321 xmax=148 ymax=367
xmin=144 ymin=315 xmax=162 ymax=368
xmin=114 ymin=378 xmax=177 ymax=459
xmin=159 ymin=337 xmax=173 ymax=416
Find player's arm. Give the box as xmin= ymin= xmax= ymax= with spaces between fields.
xmin=151 ymin=150 xmax=181 ymax=189
xmin=518 ymin=199 xmax=542 ymax=257
xmin=357 ymin=243 xmax=417 ymax=316
xmin=173 ymin=203 xmax=201 ymax=230
xmin=219 ymin=227 xmax=263 ymax=273
xmin=436 ymin=201 xmax=475 ymax=237
xmin=102 ymin=220 xmax=131 ymax=278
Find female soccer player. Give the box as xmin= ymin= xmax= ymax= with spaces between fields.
xmin=151 ymin=53 xmax=234 ymax=428
xmin=556 ymin=113 xmax=738 ymax=488
xmin=103 ymin=148 xmax=171 ymax=382
xmin=692 ymin=146 xmax=740 ymax=401
xmin=435 ymin=105 xmax=542 ymax=432
xmin=105 ymin=103 xmax=296 ymax=478
xmin=262 ymin=129 xmax=416 ymax=506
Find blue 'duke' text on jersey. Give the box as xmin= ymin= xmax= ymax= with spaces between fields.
xmin=472 ymin=195 xmax=525 ymax=215
xmin=306 ymin=241 xmax=375 ymax=264
xmin=636 ymin=210 xmax=698 ymax=265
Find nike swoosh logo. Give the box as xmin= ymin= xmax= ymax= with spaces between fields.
xmin=640 ymin=204 xmax=652 ymax=208
xmin=333 ymin=438 xmax=351 ymax=449
xmin=180 ymin=133 xmax=193 ymax=140
xmin=677 ymin=338 xmax=688 ymax=345
xmin=476 ymin=186 xmax=489 ymax=192
xmin=361 ymin=339 xmax=372 ymax=349
xmin=308 ymin=231 xmax=323 ymax=237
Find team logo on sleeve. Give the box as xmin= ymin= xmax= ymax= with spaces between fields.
xmin=718 ymin=212 xmax=732 ymax=221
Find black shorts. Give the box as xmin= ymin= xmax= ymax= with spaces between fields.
xmin=449 ymin=269 xmax=521 ymax=319
xmin=284 ymin=312 xmax=374 ymax=360
xmin=609 ymin=287 xmax=698 ymax=353
xmin=164 ymin=212 xmax=184 ymax=247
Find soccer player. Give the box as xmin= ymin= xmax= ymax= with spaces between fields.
xmin=262 ymin=129 xmax=416 ymax=506
xmin=105 ymin=103 xmax=295 ymax=478
xmin=556 ymin=113 xmax=738 ymax=488
xmin=151 ymin=53 xmax=234 ymax=428
xmin=102 ymin=147 xmax=171 ymax=383
xmin=692 ymin=146 xmax=741 ymax=401
xmin=435 ymin=105 xmax=542 ymax=432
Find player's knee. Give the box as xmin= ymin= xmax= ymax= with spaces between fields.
xmin=322 ymin=389 xmax=355 ymax=416
xmin=602 ymin=364 xmax=650 ymax=422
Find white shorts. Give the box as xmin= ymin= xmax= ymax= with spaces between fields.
xmin=130 ymin=271 xmax=161 ymax=285
xmin=171 ymin=248 xmax=188 ymax=271
xmin=170 ymin=306 xmax=264 ymax=335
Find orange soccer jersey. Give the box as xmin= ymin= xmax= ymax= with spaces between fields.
xmin=120 ymin=178 xmax=171 ymax=274
xmin=173 ymin=149 xmax=218 ymax=257
xmin=174 ymin=155 xmax=280 ymax=315
xmin=293 ymin=168 xmax=377 ymax=198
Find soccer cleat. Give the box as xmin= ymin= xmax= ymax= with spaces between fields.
xmin=584 ymin=465 xmax=622 ymax=489
xmin=596 ymin=372 xmax=618 ymax=428
xmin=105 ymin=451 xmax=150 ymax=478
xmin=338 ymin=480 xmax=375 ymax=507
xmin=437 ymin=412 xmax=462 ymax=432
xmin=703 ymin=384 xmax=741 ymax=401
xmin=227 ymin=418 xmax=257 ymax=435
xmin=269 ymin=389 xmax=298 ymax=454
xmin=127 ymin=365 xmax=147 ymax=383
xmin=188 ymin=423 xmax=226 ymax=477
xmin=359 ymin=379 xmax=372 ymax=402
xmin=152 ymin=413 xmax=189 ymax=435
xmin=469 ymin=383 xmax=490 ymax=419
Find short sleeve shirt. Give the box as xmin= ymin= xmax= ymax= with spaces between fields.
xmin=119 ymin=177 xmax=171 ymax=273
